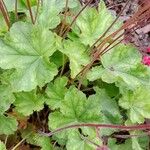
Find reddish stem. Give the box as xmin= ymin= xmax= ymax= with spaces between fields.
xmin=34 ymin=0 xmax=40 ymax=24
xmin=0 ymin=0 xmax=10 ymax=29
xmin=96 ymin=127 xmax=102 ymax=142
xmin=62 ymin=0 xmax=93 ymax=37
xmin=26 ymin=0 xmax=34 ymax=24
xmin=41 ymin=123 xmax=150 ymax=137
xmin=90 ymin=0 xmax=130 ymax=49
xmin=15 ymin=0 xmax=18 ymax=21
xmin=112 ymin=131 xmax=150 ymax=139
xmin=59 ymin=0 xmax=69 ymax=36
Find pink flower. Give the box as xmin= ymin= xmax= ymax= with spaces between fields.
xmin=142 ymin=55 xmax=150 ymax=66
xmin=146 ymin=47 xmax=150 ymax=53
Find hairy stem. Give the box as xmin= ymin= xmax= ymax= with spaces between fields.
xmin=112 ymin=132 xmax=150 ymax=139
xmin=26 ymin=0 xmax=34 ymax=24
xmin=15 ymin=0 xmax=18 ymax=21
xmin=0 ymin=0 xmax=10 ymax=29
xmin=34 ymin=0 xmax=40 ymax=24
xmin=76 ymin=3 xmax=150 ymax=79
xmin=90 ymin=0 xmax=130 ymax=50
xmin=59 ymin=0 xmax=69 ymax=36
xmin=60 ymin=54 xmax=66 ymax=76
xmin=60 ymin=0 xmax=69 ymax=76
xmin=80 ymin=134 xmax=100 ymax=147
xmin=62 ymin=0 xmax=93 ymax=38
xmin=41 ymin=123 xmax=150 ymax=137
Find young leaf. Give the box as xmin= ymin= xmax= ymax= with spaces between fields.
xmin=14 ymin=90 xmax=45 ymax=116
xmin=0 ymin=85 xmax=14 ymax=115
xmin=0 ymin=115 xmax=18 ymax=135
xmin=87 ymin=44 xmax=150 ymax=90
xmin=46 ymin=76 xmax=68 ymax=110
xmin=60 ymin=40 xmax=90 ymax=78
xmin=0 ymin=141 xmax=6 ymax=150
xmin=0 ymin=22 xmax=58 ymax=91
xmin=73 ymin=0 xmax=122 ymax=46
xmin=48 ymin=86 xmax=102 ymax=130
xmin=119 ymin=86 xmax=150 ymax=123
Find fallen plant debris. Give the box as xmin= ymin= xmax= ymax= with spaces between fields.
xmin=0 ymin=0 xmax=150 ymax=149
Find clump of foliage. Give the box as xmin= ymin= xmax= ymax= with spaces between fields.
xmin=0 ymin=0 xmax=150 ymax=149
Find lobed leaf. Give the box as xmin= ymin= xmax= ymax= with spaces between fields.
xmin=14 ymin=90 xmax=45 ymax=116
xmin=0 ymin=22 xmax=58 ymax=91
xmin=73 ymin=0 xmax=122 ymax=46
xmin=37 ymin=0 xmax=78 ymax=29
xmin=66 ymin=130 xmax=99 ymax=150
xmin=0 ymin=85 xmax=14 ymax=115
xmin=119 ymin=86 xmax=150 ymax=123
xmin=0 ymin=115 xmax=18 ymax=135
xmin=22 ymin=128 xmax=53 ymax=150
xmin=94 ymin=87 xmax=122 ymax=124
xmin=46 ymin=76 xmax=68 ymax=110
xmin=48 ymin=86 xmax=102 ymax=130
xmin=87 ymin=44 xmax=150 ymax=90
xmin=60 ymin=40 xmax=90 ymax=78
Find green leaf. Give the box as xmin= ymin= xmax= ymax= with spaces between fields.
xmin=119 ymin=86 xmax=150 ymax=123
xmin=131 ymin=131 xmax=149 ymax=150
xmin=3 ymin=0 xmax=26 ymax=12
xmin=87 ymin=44 xmax=150 ymax=90
xmin=14 ymin=90 xmax=45 ymax=116
xmin=0 ymin=141 xmax=6 ymax=150
xmin=73 ymin=0 xmax=122 ymax=46
xmin=20 ymin=0 xmax=37 ymax=7
xmin=61 ymin=40 xmax=90 ymax=78
xmin=37 ymin=0 xmax=78 ymax=29
xmin=0 ymin=13 xmax=7 ymax=36
xmin=108 ymin=139 xmax=132 ymax=150
xmin=3 ymin=0 xmax=36 ymax=13
xmin=22 ymin=128 xmax=53 ymax=150
xmin=96 ymin=81 xmax=119 ymax=97
xmin=0 ymin=69 xmax=15 ymax=86
xmin=0 ymin=85 xmax=15 ymax=115
xmin=66 ymin=130 xmax=98 ymax=150
xmin=0 ymin=22 xmax=58 ymax=91
xmin=48 ymin=86 xmax=102 ymax=130
xmin=94 ymin=87 xmax=122 ymax=124
xmin=132 ymin=138 xmax=143 ymax=150
xmin=93 ymin=87 xmax=122 ymax=135
xmin=0 ymin=115 xmax=18 ymax=135
xmin=46 ymin=76 xmax=68 ymax=110
xmin=50 ymin=51 xmax=65 ymax=68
